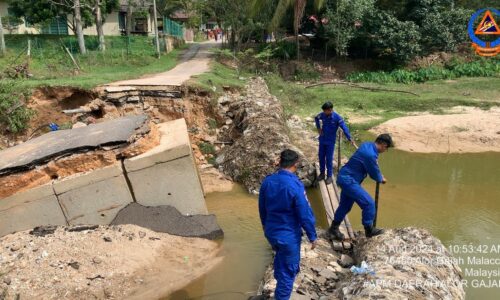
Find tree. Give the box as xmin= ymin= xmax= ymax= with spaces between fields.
xmin=253 ymin=0 xmax=326 ymax=59
xmin=0 ymin=15 xmax=5 ymax=56
xmin=323 ymin=0 xmax=374 ymax=57
xmin=362 ymin=9 xmax=422 ymax=64
xmin=89 ymin=0 xmax=118 ymax=51
xmin=405 ymin=0 xmax=472 ymax=53
xmin=8 ymin=0 xmax=87 ymax=53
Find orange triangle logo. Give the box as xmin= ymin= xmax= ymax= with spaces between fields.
xmin=475 ymin=10 xmax=500 ymax=35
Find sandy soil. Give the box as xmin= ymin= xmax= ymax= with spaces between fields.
xmin=371 ymin=107 xmax=500 ymax=153
xmin=198 ymin=164 xmax=234 ymax=194
xmin=0 ymin=225 xmax=222 ymax=300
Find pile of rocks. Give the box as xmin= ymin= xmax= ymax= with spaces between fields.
xmin=260 ymin=230 xmax=354 ymax=299
xmin=259 ymin=228 xmax=465 ymax=300
xmin=215 ymin=77 xmax=316 ymax=194
xmin=335 ymin=227 xmax=465 ymax=300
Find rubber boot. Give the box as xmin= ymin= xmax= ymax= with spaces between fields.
xmin=364 ymin=224 xmax=384 ymax=238
xmin=317 ymin=174 xmax=325 ymax=181
xmin=328 ymin=221 xmax=345 ymax=241
xmin=325 ymin=177 xmax=333 ymax=185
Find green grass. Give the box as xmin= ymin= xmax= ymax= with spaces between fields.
xmin=188 ymin=62 xmax=248 ymax=96
xmin=265 ymin=74 xmax=500 ymax=158
xmin=265 ymin=74 xmax=499 ymax=124
xmin=0 ymin=47 xmax=186 ymax=90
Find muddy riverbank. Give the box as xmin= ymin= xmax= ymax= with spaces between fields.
xmin=371 ymin=106 xmax=500 ymax=153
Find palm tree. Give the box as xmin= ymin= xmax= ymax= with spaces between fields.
xmin=253 ymin=0 xmax=325 ymax=60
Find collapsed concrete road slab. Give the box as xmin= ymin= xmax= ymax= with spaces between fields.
xmin=111 ymin=203 xmax=223 ymax=240
xmin=0 ymin=117 xmax=211 ymax=239
xmin=0 ymin=184 xmax=67 ymax=237
xmin=53 ymin=165 xmax=133 ymax=225
xmin=0 ymin=115 xmax=148 ymax=175
xmin=124 ymin=118 xmax=207 ymax=215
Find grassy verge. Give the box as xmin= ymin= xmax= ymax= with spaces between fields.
xmin=265 ymin=74 xmax=499 ymax=123
xmin=188 ymin=62 xmax=248 ymax=96
xmin=0 ymin=47 xmax=186 ymax=90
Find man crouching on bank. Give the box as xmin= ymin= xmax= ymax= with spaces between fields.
xmin=259 ymin=149 xmax=318 ymax=300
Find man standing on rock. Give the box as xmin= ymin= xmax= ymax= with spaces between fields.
xmin=329 ymin=134 xmax=393 ymax=240
xmin=315 ymin=101 xmax=356 ymax=184
xmin=259 ymin=149 xmax=318 ymax=300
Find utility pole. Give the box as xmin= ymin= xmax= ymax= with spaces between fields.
xmin=153 ymin=0 xmax=160 ymax=59
xmin=0 ymin=15 xmax=6 ymax=56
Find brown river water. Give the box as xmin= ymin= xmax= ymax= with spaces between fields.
xmin=167 ymin=150 xmax=500 ymax=300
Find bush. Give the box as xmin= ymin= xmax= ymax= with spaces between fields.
xmin=198 ymin=142 xmax=216 ymax=155
xmin=0 ymin=82 xmax=34 ymax=133
xmin=257 ymin=41 xmax=297 ymax=60
xmin=347 ymin=58 xmax=500 ymax=83
xmin=362 ymin=9 xmax=422 ymax=64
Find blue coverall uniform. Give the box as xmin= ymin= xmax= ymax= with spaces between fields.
xmin=315 ymin=112 xmax=352 ymax=177
xmin=334 ymin=142 xmax=383 ymax=226
xmin=259 ymin=169 xmax=317 ymax=300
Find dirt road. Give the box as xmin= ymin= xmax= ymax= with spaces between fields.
xmin=108 ymin=41 xmax=218 ymax=87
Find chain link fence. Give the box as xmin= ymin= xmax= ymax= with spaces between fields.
xmin=3 ymin=34 xmax=159 ymax=58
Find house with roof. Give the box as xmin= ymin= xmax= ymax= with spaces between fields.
xmin=0 ymin=0 xmax=165 ymax=36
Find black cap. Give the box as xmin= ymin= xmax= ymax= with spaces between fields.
xmin=279 ymin=149 xmax=299 ymax=168
xmin=375 ymin=133 xmax=394 ymax=147
xmin=321 ymin=101 xmax=333 ymax=110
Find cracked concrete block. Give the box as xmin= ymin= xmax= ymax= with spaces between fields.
xmin=53 ymin=164 xmax=123 ymax=195
xmin=124 ymin=118 xmax=191 ymax=172
xmin=54 ymin=165 xmax=133 ymax=225
xmin=127 ymin=155 xmax=207 ymax=215
xmin=124 ymin=118 xmax=206 ymax=215
xmin=0 ymin=184 xmax=67 ymax=237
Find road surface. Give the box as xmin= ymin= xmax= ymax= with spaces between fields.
xmin=108 ymin=41 xmax=219 ymax=87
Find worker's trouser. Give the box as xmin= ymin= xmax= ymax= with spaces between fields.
xmin=334 ymin=177 xmax=376 ymax=227
xmin=270 ymin=240 xmax=301 ymax=300
xmin=318 ymin=143 xmax=335 ymax=177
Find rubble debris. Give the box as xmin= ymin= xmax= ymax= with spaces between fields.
xmin=68 ymin=261 xmax=80 ymax=270
xmin=111 ymin=203 xmax=224 ymax=240
xmin=215 ymin=77 xmax=316 ymax=193
xmin=260 ymin=230 xmax=348 ymax=299
xmin=0 ymin=224 xmax=221 ymax=300
xmin=335 ymin=227 xmax=465 ymax=299
xmin=260 ymin=228 xmax=465 ymax=300
xmin=29 ymin=226 xmax=57 ymax=237
xmin=66 ymin=225 xmax=99 ymax=232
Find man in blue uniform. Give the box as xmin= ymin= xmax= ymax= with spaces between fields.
xmin=259 ymin=149 xmax=318 ymax=300
xmin=329 ymin=134 xmax=393 ymax=239
xmin=315 ymin=101 xmax=356 ymax=185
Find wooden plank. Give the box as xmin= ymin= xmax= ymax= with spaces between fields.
xmin=315 ymin=162 xmax=355 ymax=241
xmin=328 ymin=178 xmax=355 ymax=239
xmin=315 ymin=163 xmax=334 ymax=225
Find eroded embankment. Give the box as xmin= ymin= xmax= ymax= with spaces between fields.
xmin=214 ymin=77 xmax=316 ymax=194
xmin=259 ymin=228 xmax=465 ymax=299
xmin=0 ymin=225 xmax=222 ymax=300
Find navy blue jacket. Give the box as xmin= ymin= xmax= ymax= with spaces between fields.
xmin=259 ymin=169 xmax=317 ymax=244
xmin=315 ymin=112 xmax=352 ymax=145
xmin=338 ymin=142 xmax=383 ymax=184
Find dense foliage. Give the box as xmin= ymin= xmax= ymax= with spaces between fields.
xmin=0 ymin=82 xmax=33 ymax=133
xmin=347 ymin=57 xmax=500 ymax=83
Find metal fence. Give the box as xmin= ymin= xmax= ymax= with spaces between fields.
xmin=3 ymin=34 xmax=161 ymax=57
xmin=163 ymin=17 xmax=184 ymax=39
